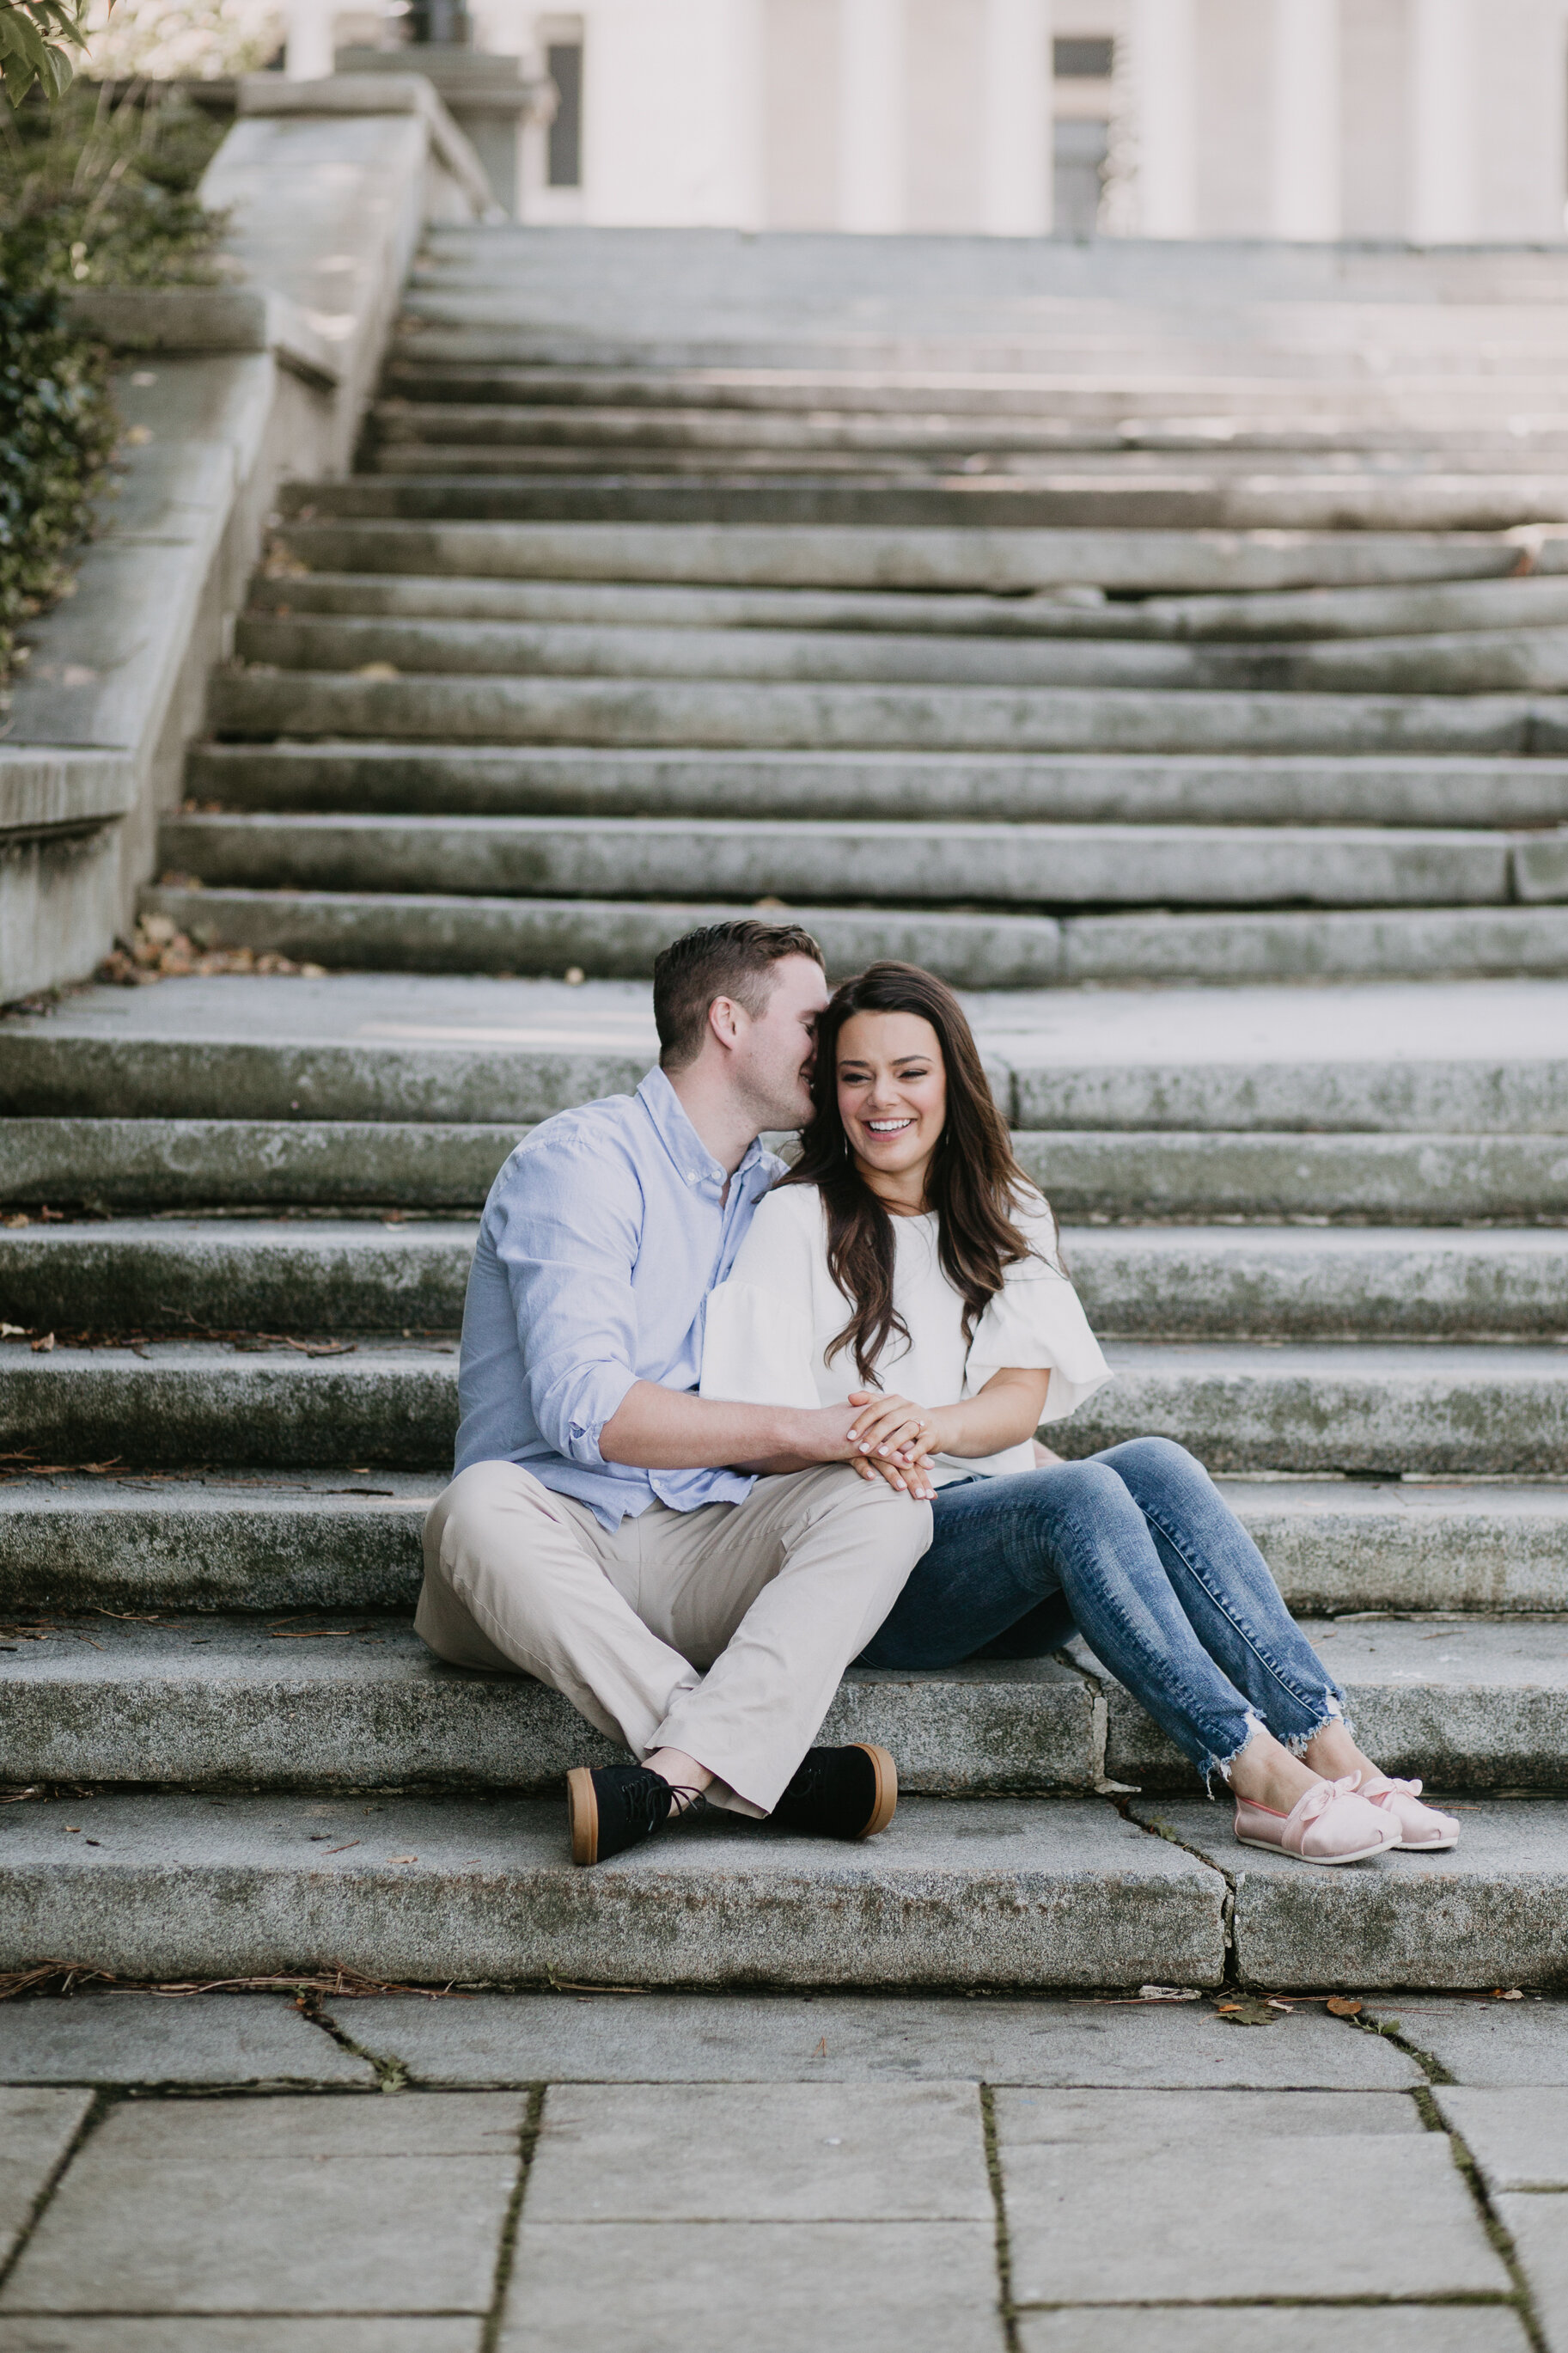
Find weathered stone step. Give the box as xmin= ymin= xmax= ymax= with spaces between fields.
xmin=3 ymin=1781 xmax=1564 ymax=1992
xmin=10 ymin=1119 xmax=1568 ymax=1225
xmin=208 ymin=669 xmax=1558 ymax=758
xmin=0 ymin=1788 xmax=1228 ymax=1990
xmin=1092 ymin=1617 xmax=1568 ymax=1792
xmin=227 ymin=608 xmax=1568 ymax=700
xmin=243 ymin=567 xmax=1568 ymax=647
xmin=271 ymin=472 xmax=1568 ymax=532
xmin=5 ymin=1339 xmax=1564 ymax=1473
xmin=378 ymin=351 xmax=1568 ymax=419
xmin=12 ymin=1472 xmax=1566 ymax=1617
xmin=9 ymin=1219 xmax=1567 ymax=1343
xmin=3 ymin=1611 xmax=1563 ymax=1795
xmin=136 ymin=879 xmax=1568 ymax=990
xmin=272 ymin=516 xmax=1568 ymax=594
xmin=186 ymin=743 xmax=1568 ymax=833
xmin=1126 ymin=1793 xmax=1568 ymax=1993
xmin=364 ymin=400 xmax=1568 ymax=461
xmin=156 ymin=812 xmax=1522 ymax=914
xmin=7 ymin=974 xmax=1567 ymax=1134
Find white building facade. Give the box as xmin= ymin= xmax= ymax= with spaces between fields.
xmin=297 ymin=0 xmax=1568 ymax=239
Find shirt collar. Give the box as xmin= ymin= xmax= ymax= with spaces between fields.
xmin=637 ymin=1065 xmax=767 ymax=1192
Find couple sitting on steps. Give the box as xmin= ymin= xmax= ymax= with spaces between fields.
xmin=417 ymin=920 xmax=1457 ymax=1872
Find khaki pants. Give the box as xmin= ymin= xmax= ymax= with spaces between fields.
xmin=416 ymin=1458 xmax=932 ymax=1815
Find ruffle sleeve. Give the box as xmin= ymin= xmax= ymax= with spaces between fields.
xmin=964 ymin=1202 xmax=1113 ymax=1424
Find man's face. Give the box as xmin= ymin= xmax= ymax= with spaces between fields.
xmin=733 ymin=955 xmax=830 ymax=1129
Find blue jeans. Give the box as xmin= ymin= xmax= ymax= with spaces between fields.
xmin=855 ymin=1436 xmax=1346 ymax=1782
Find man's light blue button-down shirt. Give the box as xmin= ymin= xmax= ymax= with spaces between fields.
xmin=453 ymin=1065 xmax=785 ymax=1529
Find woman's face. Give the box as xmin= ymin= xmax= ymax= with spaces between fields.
xmin=835 ymin=1009 xmax=948 ymax=1197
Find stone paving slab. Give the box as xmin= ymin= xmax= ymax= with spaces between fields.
xmin=499 ymin=2221 xmax=1004 ymax=2353
xmin=1436 ymin=2087 xmax=1568 ymax=2190
xmin=0 ymin=2093 xmax=523 ymax=2315
xmin=1494 ymin=2196 xmax=1568 ymax=2353
xmin=1138 ymin=1796 xmax=1568 ymax=1989
xmin=995 ymin=2107 xmax=1505 ymax=2303
xmin=0 ymin=1992 xmax=372 ymax=2087
xmin=1016 ymin=2313 xmax=1528 ymax=2353
xmin=997 ymin=2087 xmax=1422 ymax=2142
xmin=329 ymin=1989 xmax=1422 ymax=2087
xmin=525 ymin=2080 xmax=991 ymax=2221
xmin=1369 ymin=1995 xmax=1568 ymax=2084
xmin=0 ymin=2091 xmax=91 ymax=2269
xmin=0 ymin=1789 xmax=1228 ymax=1989
xmin=0 ymin=2326 xmax=480 ymax=2353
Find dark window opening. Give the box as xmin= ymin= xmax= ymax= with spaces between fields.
xmin=1053 ymin=36 xmax=1113 ymax=78
xmin=547 ymin=42 xmax=583 ymax=186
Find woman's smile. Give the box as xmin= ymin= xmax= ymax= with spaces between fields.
xmin=836 ymin=1008 xmax=949 ymax=1209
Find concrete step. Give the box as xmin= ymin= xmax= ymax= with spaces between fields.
xmin=186 ymin=743 xmax=1568 ymax=832
xmin=269 ymin=473 xmax=1568 ymax=532
xmin=136 ymin=880 xmax=1568 ymax=990
xmin=272 ymin=516 xmax=1567 ymax=594
xmin=3 ymin=1610 xmax=1565 ymax=1796
xmin=155 ymin=812 xmax=1524 ymax=914
xmin=227 ymin=608 xmax=1568 ymax=699
xmin=8 ymin=1219 xmax=1567 ymax=1342
xmin=10 ymin=1120 xmax=1568 ymax=1224
xmin=363 ymin=400 xmax=1568 ymax=460
xmin=6 ymin=974 xmax=1567 ymax=1134
xmin=0 ymin=1787 xmax=1229 ymax=1989
xmin=207 ymin=669 xmax=1556 ymax=757
xmin=2 ymin=1781 xmax=1564 ymax=1992
xmin=11 ymin=1472 xmax=1566 ymax=1618
xmin=243 ymin=567 xmax=1568 ymax=646
xmin=378 ymin=354 xmax=1568 ymax=420
xmin=5 ymin=1338 xmax=1565 ymax=1472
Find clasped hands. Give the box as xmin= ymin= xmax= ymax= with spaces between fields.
xmin=841 ymin=1387 xmax=948 ymax=1502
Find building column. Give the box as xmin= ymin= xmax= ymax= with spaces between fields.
xmin=1408 ymin=0 xmax=1476 ymax=241
xmin=284 ymin=0 xmax=335 ymax=80
xmin=1270 ymin=0 xmax=1339 ymax=239
xmin=980 ymin=0 xmax=1052 ymax=236
xmin=1127 ymin=0 xmax=1197 ymax=237
xmin=838 ymin=0 xmax=906 ymax=233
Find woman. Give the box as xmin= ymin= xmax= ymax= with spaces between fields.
xmin=702 ymin=961 xmax=1456 ymax=1867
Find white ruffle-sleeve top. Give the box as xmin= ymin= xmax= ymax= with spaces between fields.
xmin=700 ymin=1180 xmax=1113 ymax=1483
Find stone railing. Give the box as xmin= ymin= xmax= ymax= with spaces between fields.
xmin=0 ymin=75 xmax=491 ymax=1005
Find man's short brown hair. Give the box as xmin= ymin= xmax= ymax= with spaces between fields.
xmin=652 ymin=920 xmax=825 ymax=1072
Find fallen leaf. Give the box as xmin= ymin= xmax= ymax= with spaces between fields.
xmin=1327 ymin=1996 xmax=1363 ymax=2017
xmin=1495 ymin=1988 xmax=1525 ymax=2001
xmin=1138 ymin=1984 xmax=1201 ymax=2002
xmin=386 ymin=1854 xmax=418 ymax=1865
xmin=30 ymin=1333 xmax=55 ymax=1354
xmin=0 ymin=1323 xmax=27 ymax=1336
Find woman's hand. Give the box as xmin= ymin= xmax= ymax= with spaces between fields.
xmin=846 ymin=1388 xmax=943 ymax=1464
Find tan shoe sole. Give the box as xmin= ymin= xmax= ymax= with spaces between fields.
xmin=566 ymin=1766 xmax=600 ymax=1867
xmin=855 ymin=1744 xmax=898 ymax=1839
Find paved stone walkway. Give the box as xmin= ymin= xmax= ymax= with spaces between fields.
xmin=0 ymin=1991 xmax=1561 ymax=2350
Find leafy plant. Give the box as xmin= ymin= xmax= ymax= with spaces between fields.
xmin=0 ymin=76 xmax=229 ymax=284
xmin=0 ymin=2 xmax=102 ymax=109
xmin=0 ymin=275 xmax=114 ymax=686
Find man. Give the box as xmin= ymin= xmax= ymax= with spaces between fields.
xmin=417 ymin=920 xmax=934 ymax=1865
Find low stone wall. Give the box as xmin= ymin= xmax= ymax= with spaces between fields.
xmin=0 ymin=75 xmax=489 ymax=1005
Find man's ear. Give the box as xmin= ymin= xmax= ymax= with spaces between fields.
xmin=706 ymin=994 xmax=747 ymax=1053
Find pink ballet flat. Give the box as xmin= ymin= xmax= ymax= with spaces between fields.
xmin=1234 ymin=1773 xmax=1402 ymax=1867
xmin=1354 ymin=1774 xmax=1460 ymax=1852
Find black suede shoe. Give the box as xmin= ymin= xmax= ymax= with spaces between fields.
xmin=567 ymin=1763 xmax=705 ymax=1867
xmin=770 ymin=1744 xmax=898 ymax=1841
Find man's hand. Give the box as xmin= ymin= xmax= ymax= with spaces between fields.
xmin=599 ymin=1382 xmax=928 ymax=1496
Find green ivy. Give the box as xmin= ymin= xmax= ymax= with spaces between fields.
xmin=0 ymin=81 xmax=225 ymax=688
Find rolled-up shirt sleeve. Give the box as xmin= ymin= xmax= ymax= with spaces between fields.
xmin=490 ymin=1141 xmax=645 ymax=1467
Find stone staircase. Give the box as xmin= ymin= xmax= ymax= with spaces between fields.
xmin=3 ymin=228 xmax=1568 ymax=1993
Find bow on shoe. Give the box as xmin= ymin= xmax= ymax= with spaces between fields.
xmin=1294 ymin=1772 xmax=1363 ymax=1824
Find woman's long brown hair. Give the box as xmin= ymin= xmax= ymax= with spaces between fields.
xmin=779 ymin=962 xmax=1047 ymax=1384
